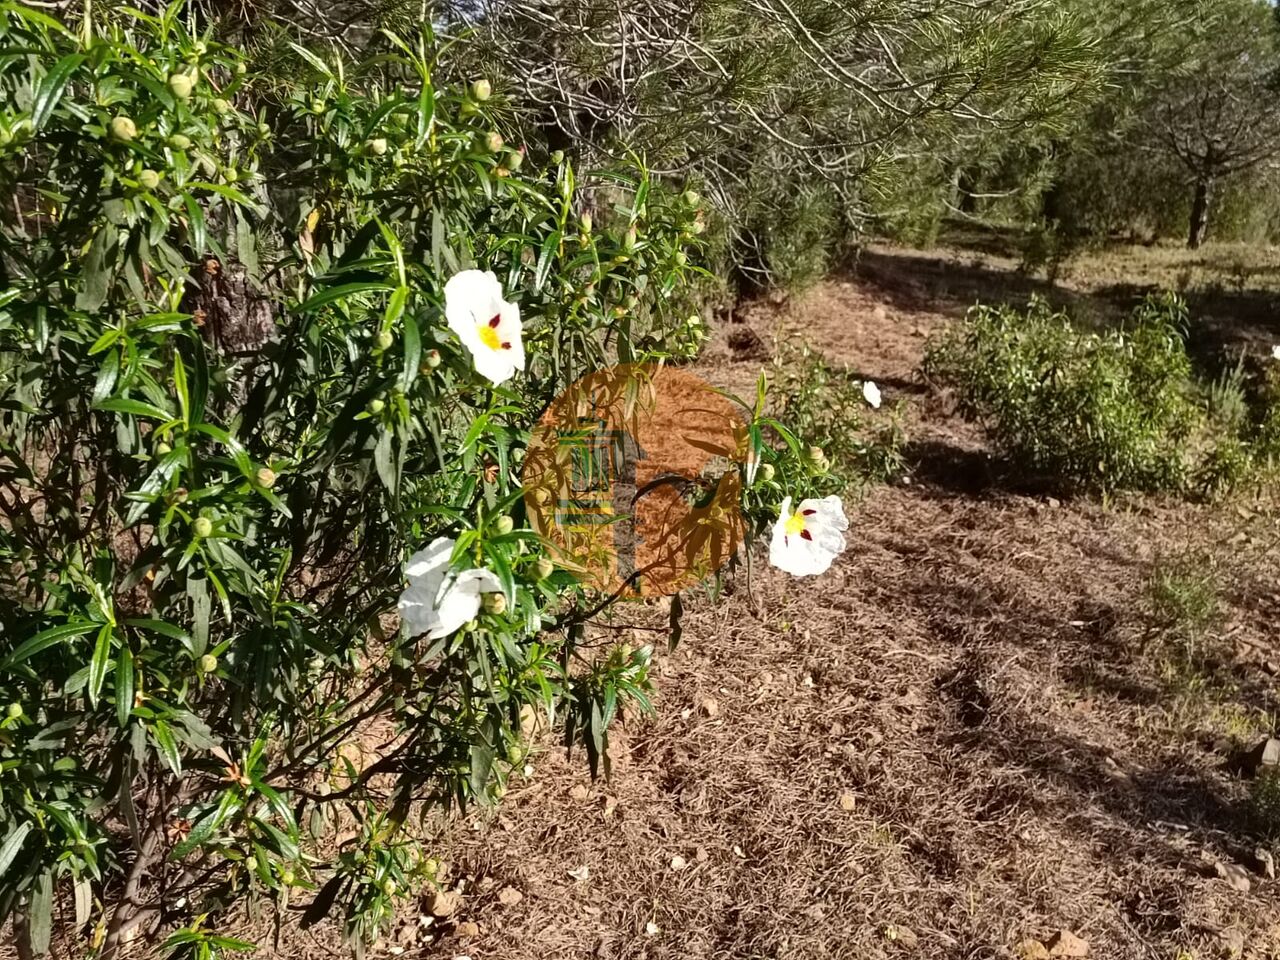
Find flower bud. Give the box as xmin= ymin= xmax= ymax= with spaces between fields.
xmin=366 ymin=398 xmax=385 ymax=415
xmin=235 ymin=62 xmax=248 ymax=76
xmin=172 ymin=487 xmax=189 ymax=504
xmin=506 ymin=147 xmax=525 ymax=171
xmin=154 ymin=440 xmax=172 ymax=455
xmin=494 ymin=515 xmax=514 ymax=535
xmin=381 ymin=878 xmax=397 ymax=896
xmin=168 ymin=73 xmax=194 ymax=99
xmin=375 ymin=329 xmax=394 ymax=351
xmin=550 ymin=150 xmax=565 ymax=165
xmin=256 ymin=467 xmax=277 ymax=488
xmin=807 ymin=445 xmax=825 ymax=463
xmin=682 ymin=189 xmax=700 ymax=207
xmin=212 ymin=98 xmax=231 ymax=115
xmin=423 ymin=348 xmax=442 ymax=369
xmin=534 ymin=557 xmax=554 ymax=580
xmin=470 ymin=78 xmax=492 ymax=101
xmin=482 ymin=593 xmax=507 ymax=615
xmin=5 ymin=703 xmax=21 ymax=719
xmin=579 ymin=212 xmax=592 ymax=234
xmin=168 ymin=133 xmax=191 ymax=150
xmin=623 ymin=224 xmax=637 ymax=251
xmin=110 ymin=116 xmax=137 ymax=141
xmin=483 ymin=131 xmax=504 ymax=153
xmin=465 ymin=619 xmax=478 ymax=632
xmin=311 ymin=99 xmax=326 ymax=114
xmin=193 ymin=516 xmax=213 ymax=538
xmin=367 ymin=137 xmax=388 ymax=156
xmin=674 ymin=251 xmax=687 ymax=266
xmin=138 ymin=169 xmax=161 ymax=190
xmin=197 ymin=653 xmax=218 ymax=673
xmin=257 ymin=122 xmax=271 ymax=138
xmin=760 ymin=463 xmax=775 ymax=482
xmin=281 ymin=868 xmax=295 ymax=886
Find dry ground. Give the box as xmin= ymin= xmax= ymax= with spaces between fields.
xmin=271 ymin=242 xmax=1280 ymax=960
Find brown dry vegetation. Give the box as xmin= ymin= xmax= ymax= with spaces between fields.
xmin=222 ymin=242 xmax=1280 ymax=960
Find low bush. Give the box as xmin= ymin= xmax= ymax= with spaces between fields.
xmin=770 ymin=340 xmax=906 ymax=491
xmin=924 ymin=294 xmax=1280 ymax=495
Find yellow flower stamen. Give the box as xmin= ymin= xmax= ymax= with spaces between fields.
xmin=477 ymin=324 xmax=502 ymax=351
xmin=784 ymin=511 xmax=806 ymax=536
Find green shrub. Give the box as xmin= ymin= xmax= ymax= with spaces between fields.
xmin=1146 ymin=551 xmax=1221 ymax=671
xmin=925 ymin=294 xmax=1280 ymax=495
xmin=770 ymin=341 xmax=906 ymax=492
xmin=0 ymin=7 xmax=832 ymax=956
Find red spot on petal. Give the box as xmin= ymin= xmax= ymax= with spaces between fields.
xmin=802 ymin=509 xmax=816 ymax=515
xmin=501 ymin=341 xmax=512 ymax=350
xmin=488 ymin=314 xmax=501 ymax=328
xmin=800 ymin=530 xmax=813 ymax=541
xmin=783 ymin=535 xmax=789 ymax=547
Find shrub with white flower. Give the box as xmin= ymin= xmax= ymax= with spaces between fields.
xmin=768 ymin=495 xmax=849 ymax=576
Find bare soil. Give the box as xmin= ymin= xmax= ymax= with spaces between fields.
xmin=172 ymin=242 xmax=1280 ymax=960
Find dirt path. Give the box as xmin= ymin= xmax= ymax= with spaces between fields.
xmin=291 ymin=249 xmax=1280 ymax=960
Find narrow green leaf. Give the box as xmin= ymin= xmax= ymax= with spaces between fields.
xmin=0 ymin=822 xmax=33 ymax=878
xmin=88 ymin=622 xmax=112 ymax=706
xmin=31 ymin=53 xmax=85 ymax=130
xmin=3 ymin=621 xmax=99 ymax=667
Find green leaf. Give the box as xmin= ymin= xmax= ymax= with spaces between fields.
xmin=88 ymin=622 xmax=113 ymax=706
xmin=27 ymin=871 xmax=52 ymax=955
xmin=152 ymin=720 xmax=182 ymax=775
xmin=115 ymin=646 xmax=134 ymax=728
xmin=297 ymin=282 xmax=395 ymax=313
xmin=95 ymin=397 xmax=174 ymax=421
xmin=3 ymin=620 xmax=99 ymax=667
xmin=400 ymin=312 xmax=421 ymax=392
xmin=31 ymin=53 xmax=85 ymax=130
xmin=0 ymin=822 xmax=33 ymax=878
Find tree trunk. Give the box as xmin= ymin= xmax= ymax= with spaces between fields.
xmin=1188 ymin=175 xmax=1214 ymax=249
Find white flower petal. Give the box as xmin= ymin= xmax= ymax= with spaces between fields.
xmin=444 ymin=269 xmax=524 ymax=386
xmin=1272 ymin=344 xmax=1280 ymax=361
xmin=768 ymin=495 xmax=848 ymax=577
xmin=862 ymin=380 xmax=882 ymax=409
xmin=429 ymin=575 xmax=484 ymax=639
xmin=398 ymin=538 xmax=504 ymax=639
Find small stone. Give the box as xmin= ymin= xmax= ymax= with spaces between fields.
xmin=427 ymin=890 xmax=462 ymax=918
xmin=497 ymin=886 xmax=523 ymax=906
xmin=698 ymin=697 xmax=720 ymax=718
xmin=1254 ymin=846 xmax=1276 ymax=879
xmin=567 ymin=865 xmax=590 ymax=882
xmin=838 ymin=791 xmax=856 ymax=812
xmin=1264 ymin=660 xmax=1280 ymax=677
xmin=602 ymin=796 xmax=618 ymax=818
xmin=889 ymin=924 xmax=918 ymax=949
xmin=569 ymin=784 xmax=590 ymax=801
xmin=1046 ymin=929 xmax=1089 ymax=957
xmin=670 ymin=855 xmax=687 ymax=871
xmin=1213 ymin=860 xmax=1254 ymax=901
xmin=1216 ymin=860 xmax=1253 ymax=892
xmin=455 ymin=922 xmax=480 ymax=938
xmin=644 ymin=922 xmax=659 ymax=936
xmin=1014 ymin=941 xmax=1051 ymax=960
xmin=1246 ymin=738 xmax=1280 ymax=773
